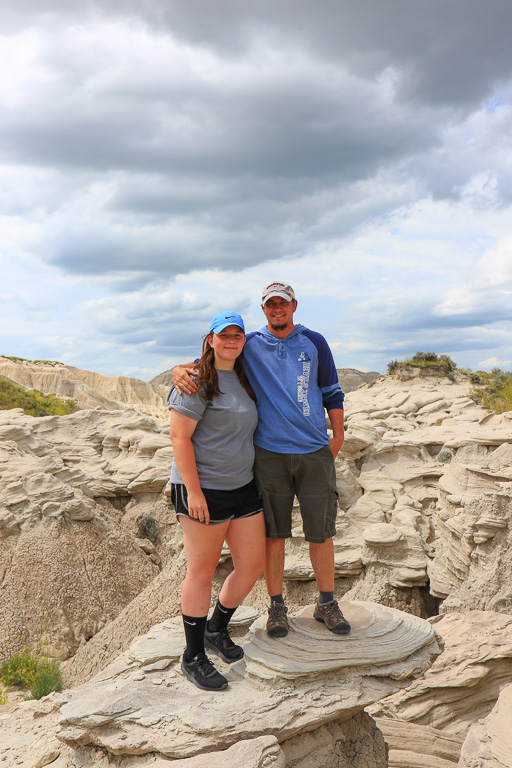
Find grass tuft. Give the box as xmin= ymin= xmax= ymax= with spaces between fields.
xmin=28 ymin=659 xmax=63 ymax=700
xmin=437 ymin=449 xmax=453 ymax=463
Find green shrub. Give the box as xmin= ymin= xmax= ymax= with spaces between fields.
xmin=0 ymin=652 xmax=62 ymax=700
xmin=0 ymin=377 xmax=77 ymax=416
xmin=0 ymin=652 xmax=39 ymax=688
xmin=138 ymin=515 xmax=160 ymax=543
xmin=387 ymin=352 xmax=457 ymax=375
xmin=437 ymin=449 xmax=453 ymax=463
xmin=29 ymin=659 xmax=62 ymax=700
xmin=469 ymin=368 xmax=512 ymax=414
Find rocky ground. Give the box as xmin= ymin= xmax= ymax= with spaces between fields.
xmin=1 ymin=360 xmax=512 ymax=766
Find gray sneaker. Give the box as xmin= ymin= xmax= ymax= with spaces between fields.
xmin=313 ymin=599 xmax=351 ymax=635
xmin=266 ymin=602 xmax=289 ymax=637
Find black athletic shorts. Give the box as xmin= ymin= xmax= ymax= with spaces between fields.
xmin=170 ymin=479 xmax=263 ymax=525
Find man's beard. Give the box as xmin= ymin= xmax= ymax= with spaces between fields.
xmin=269 ymin=321 xmax=288 ymax=331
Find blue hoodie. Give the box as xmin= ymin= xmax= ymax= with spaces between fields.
xmin=242 ymin=324 xmax=344 ymax=454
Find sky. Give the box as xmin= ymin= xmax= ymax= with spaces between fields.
xmin=1 ymin=0 xmax=512 ymax=381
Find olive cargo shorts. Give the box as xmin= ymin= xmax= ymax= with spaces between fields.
xmin=254 ymin=445 xmax=339 ymax=543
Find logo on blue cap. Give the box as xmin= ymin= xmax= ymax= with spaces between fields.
xmin=209 ymin=311 xmax=245 ymax=335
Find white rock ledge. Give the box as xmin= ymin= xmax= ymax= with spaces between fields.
xmin=56 ymin=601 xmax=441 ymax=759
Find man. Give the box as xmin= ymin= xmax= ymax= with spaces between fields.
xmin=173 ymin=281 xmax=350 ymax=637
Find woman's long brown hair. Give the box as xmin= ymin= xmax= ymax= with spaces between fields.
xmin=195 ymin=333 xmax=256 ymax=402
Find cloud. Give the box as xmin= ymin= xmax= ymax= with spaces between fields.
xmin=2 ymin=2 xmax=512 ymax=378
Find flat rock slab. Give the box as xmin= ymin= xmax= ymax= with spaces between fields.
xmin=245 ymin=602 xmax=435 ymax=679
xmin=56 ymin=601 xmax=440 ymax=759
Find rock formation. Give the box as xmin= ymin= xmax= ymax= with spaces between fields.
xmin=0 ymin=407 xmax=177 ymax=659
xmin=369 ymin=610 xmax=512 ymax=767
xmin=1 ymin=363 xmax=512 ymax=766
xmin=0 ymin=601 xmax=441 ymax=766
xmin=458 ymin=683 xmax=512 ymax=768
xmin=328 ymin=370 xmax=512 ymax=617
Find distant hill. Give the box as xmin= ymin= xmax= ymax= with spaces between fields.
xmin=337 ymin=368 xmax=380 ymax=392
xmin=151 ymin=367 xmax=381 ymax=393
xmin=0 ymin=357 xmax=169 ymax=421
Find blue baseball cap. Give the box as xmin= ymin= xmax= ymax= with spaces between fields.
xmin=209 ymin=311 xmax=245 ymax=334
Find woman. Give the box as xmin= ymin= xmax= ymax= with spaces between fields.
xmin=168 ymin=311 xmax=265 ymax=691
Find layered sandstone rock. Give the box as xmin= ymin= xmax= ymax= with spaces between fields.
xmin=369 ymin=611 xmax=512 ymax=766
xmin=374 ymin=718 xmax=463 ymax=768
xmin=0 ymin=407 xmax=176 ymax=659
xmin=0 ymin=600 xmax=439 ymax=766
xmin=296 ymin=371 xmax=512 ymax=617
xmin=53 ymin=602 xmax=437 ymax=762
xmin=458 ymin=683 xmax=512 ymax=768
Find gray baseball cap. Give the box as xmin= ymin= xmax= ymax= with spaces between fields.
xmin=261 ymin=281 xmax=295 ymax=305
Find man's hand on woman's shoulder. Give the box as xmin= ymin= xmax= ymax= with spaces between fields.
xmin=172 ymin=364 xmax=199 ymax=395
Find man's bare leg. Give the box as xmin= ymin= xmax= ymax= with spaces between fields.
xmin=265 ymin=537 xmax=286 ymax=596
xmin=309 ymin=538 xmax=335 ymax=591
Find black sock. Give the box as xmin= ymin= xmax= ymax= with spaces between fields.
xmin=207 ymin=599 xmax=237 ymax=633
xmin=270 ymin=593 xmax=285 ymax=605
xmin=319 ymin=591 xmax=334 ymax=604
xmin=182 ymin=614 xmax=207 ymax=662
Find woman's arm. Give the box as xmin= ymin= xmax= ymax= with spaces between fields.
xmin=169 ymin=411 xmax=210 ymax=524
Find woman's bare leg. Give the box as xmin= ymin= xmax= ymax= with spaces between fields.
xmin=219 ymin=512 xmax=266 ymax=608
xmin=180 ymin=517 xmax=229 ymax=615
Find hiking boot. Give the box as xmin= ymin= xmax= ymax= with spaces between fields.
xmin=181 ymin=652 xmax=228 ymax=691
xmin=204 ymin=626 xmax=244 ymax=663
xmin=266 ymin=602 xmax=289 ymax=637
xmin=313 ymin=599 xmax=351 ymax=635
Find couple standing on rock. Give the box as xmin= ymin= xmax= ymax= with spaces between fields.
xmin=169 ymin=281 xmax=350 ymax=692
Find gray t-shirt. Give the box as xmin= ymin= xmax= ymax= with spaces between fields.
xmin=167 ymin=369 xmax=258 ymax=490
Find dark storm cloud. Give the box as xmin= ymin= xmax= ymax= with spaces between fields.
xmin=3 ymin=0 xmax=512 ymax=289
xmin=0 ymin=50 xmax=430 ymax=182
xmin=12 ymin=0 xmax=512 ymax=104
